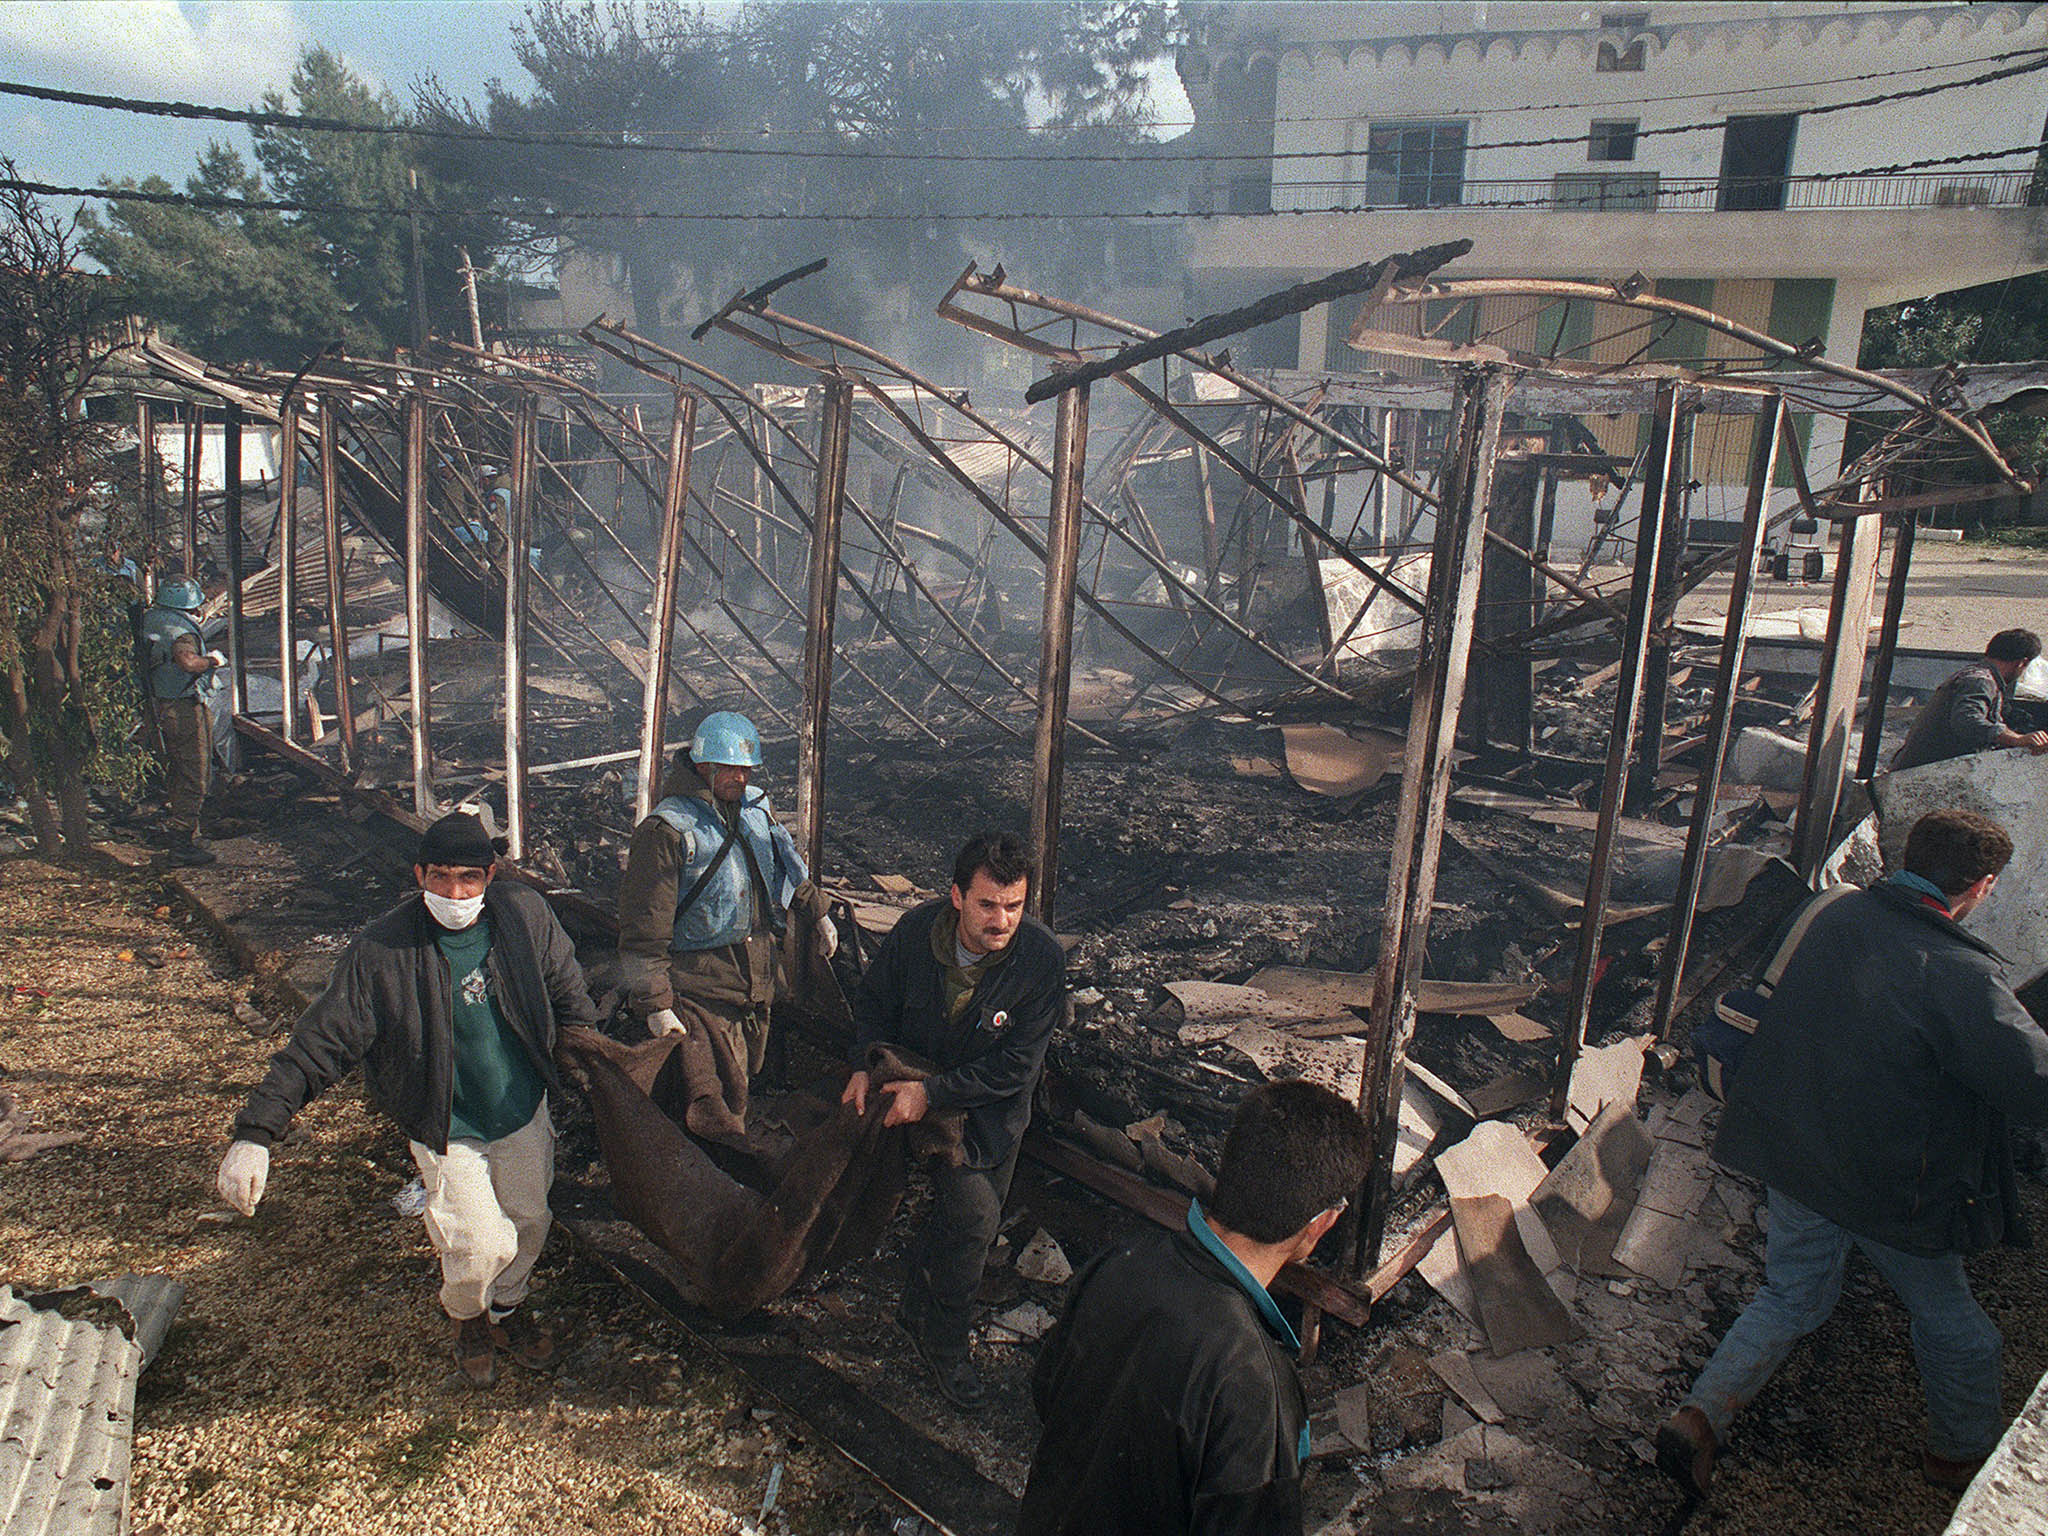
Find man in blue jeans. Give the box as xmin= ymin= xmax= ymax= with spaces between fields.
xmin=1658 ymin=809 xmax=2048 ymax=1497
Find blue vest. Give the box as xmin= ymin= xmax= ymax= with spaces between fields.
xmin=138 ymin=605 xmax=205 ymax=700
xmin=651 ymin=790 xmax=808 ymax=953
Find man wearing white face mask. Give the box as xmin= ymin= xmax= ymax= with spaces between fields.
xmin=215 ymin=811 xmax=598 ymax=1389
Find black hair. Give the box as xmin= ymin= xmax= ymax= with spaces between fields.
xmin=1206 ymin=1080 xmax=1372 ymax=1244
xmin=1986 ymin=629 xmax=2041 ymax=665
xmin=952 ymin=830 xmax=1033 ymax=894
xmin=1903 ymin=809 xmax=2014 ymax=897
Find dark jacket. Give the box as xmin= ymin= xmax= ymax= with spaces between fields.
xmin=1891 ymin=660 xmax=2011 ymax=770
xmin=1018 ymin=1210 xmax=1308 ymax=1536
xmin=1713 ymin=880 xmax=2048 ymax=1256
xmin=849 ymin=898 xmax=1065 ymax=1169
xmin=233 ymin=881 xmax=597 ymax=1153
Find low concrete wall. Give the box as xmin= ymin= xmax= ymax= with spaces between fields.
xmin=1944 ymin=1366 xmax=2048 ymax=1536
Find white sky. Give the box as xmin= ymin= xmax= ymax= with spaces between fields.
xmin=2 ymin=2 xmax=532 ymax=191
xmin=1 ymin=0 xmax=1191 ymax=203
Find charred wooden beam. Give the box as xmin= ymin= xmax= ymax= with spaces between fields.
xmin=797 ymin=377 xmax=853 ymax=880
xmin=637 ymin=391 xmax=697 ymax=824
xmin=1628 ymin=408 xmax=1695 ymax=813
xmin=181 ymin=409 xmax=201 ymax=576
xmin=316 ymin=397 xmax=357 ymax=773
xmin=1356 ymin=369 xmax=1511 ymax=1266
xmin=1858 ymin=507 xmax=1918 ymax=782
xmin=403 ymin=393 xmax=434 ymax=817
xmin=136 ymin=397 xmax=158 ymax=596
xmin=1031 ymin=384 xmax=1090 ymax=923
xmin=1792 ymin=487 xmax=1885 ymax=881
xmin=1024 ymin=240 xmax=1472 ymax=404
xmin=1353 ymin=277 xmax=2028 ymax=492
xmin=1653 ymin=395 xmax=1787 ymax=1039
xmin=1551 ymin=384 xmax=1688 ymax=1121
xmin=275 ymin=403 xmax=300 ymax=745
xmin=504 ymin=394 xmax=537 ymax=862
xmin=223 ymin=401 xmax=248 ymax=725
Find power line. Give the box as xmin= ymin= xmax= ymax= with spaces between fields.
xmin=13 ymin=136 xmax=2041 ymax=225
xmin=5 ymin=47 xmax=2046 ymax=168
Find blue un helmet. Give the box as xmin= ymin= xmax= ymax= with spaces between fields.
xmin=689 ymin=710 xmax=763 ymax=769
xmin=157 ymin=577 xmax=205 ymax=612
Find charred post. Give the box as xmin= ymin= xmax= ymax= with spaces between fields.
xmin=1627 ymin=410 xmax=1694 ymax=813
xmin=1792 ymin=488 xmax=1885 ymax=880
xmin=1653 ymin=395 xmax=1788 ymax=1038
xmin=1551 ymin=383 xmax=1687 ymax=1121
xmin=404 ymin=392 xmax=434 ymax=817
xmin=181 ymin=407 xmax=200 ymax=576
xmin=1858 ymin=508 xmax=1919 ymax=781
xmin=276 ymin=402 xmax=299 ymax=745
xmin=637 ymin=390 xmax=698 ymax=823
xmin=504 ymin=393 xmax=537 ymax=861
xmin=796 ymin=377 xmax=854 ymax=879
xmin=223 ymin=401 xmax=247 ymax=721
xmin=136 ymin=397 xmax=157 ymax=599
xmin=317 ymin=397 xmax=357 ymax=773
xmin=1030 ymin=383 xmax=1092 ymax=923
xmin=1356 ymin=368 xmax=1511 ymax=1266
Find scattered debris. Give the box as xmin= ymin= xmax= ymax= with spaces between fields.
xmin=1013 ymin=1229 xmax=1074 ymax=1287
xmin=0 ymin=1092 xmax=85 ymax=1163
xmin=985 ymin=1301 xmax=1059 ymax=1344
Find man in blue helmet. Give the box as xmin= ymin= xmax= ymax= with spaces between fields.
xmin=617 ymin=709 xmax=836 ymax=1137
xmin=136 ymin=576 xmax=227 ymax=866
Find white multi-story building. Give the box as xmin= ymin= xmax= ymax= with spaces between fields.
xmin=1176 ymin=1 xmax=2048 ymax=506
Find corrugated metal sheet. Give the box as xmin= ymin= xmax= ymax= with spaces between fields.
xmin=0 ymin=1277 xmax=184 ymax=1536
xmin=86 ymin=1278 xmax=185 ymax=1371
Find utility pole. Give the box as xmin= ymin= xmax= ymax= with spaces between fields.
xmin=408 ymin=168 xmax=428 ymax=354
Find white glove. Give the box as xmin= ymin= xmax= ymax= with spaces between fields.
xmin=649 ymin=1007 xmax=686 ymax=1037
xmin=813 ymin=914 xmax=839 ymax=960
xmin=216 ymin=1139 xmax=270 ymax=1215
xmin=205 ymin=649 xmax=229 ymax=669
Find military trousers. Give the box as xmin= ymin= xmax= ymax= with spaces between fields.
xmin=152 ymin=695 xmax=211 ymax=838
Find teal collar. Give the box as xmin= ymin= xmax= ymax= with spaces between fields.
xmin=1888 ymin=870 xmax=1952 ymax=912
xmin=1186 ymin=1199 xmax=1300 ymax=1352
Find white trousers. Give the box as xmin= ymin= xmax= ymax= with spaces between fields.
xmin=408 ymin=1102 xmax=554 ymax=1321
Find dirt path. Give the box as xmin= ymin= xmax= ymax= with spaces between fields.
xmin=0 ymin=854 xmax=902 ymax=1536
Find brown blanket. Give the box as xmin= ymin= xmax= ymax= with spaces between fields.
xmin=556 ymin=1026 xmax=963 ymax=1318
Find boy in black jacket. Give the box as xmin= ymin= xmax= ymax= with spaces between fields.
xmin=843 ymin=831 xmax=1066 ymax=1408
xmin=1019 ymin=1080 xmax=1371 ymax=1535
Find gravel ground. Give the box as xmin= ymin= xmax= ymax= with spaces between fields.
xmin=0 ymin=854 xmax=903 ymax=1536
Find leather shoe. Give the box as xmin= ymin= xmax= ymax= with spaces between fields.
xmin=490 ymin=1309 xmax=559 ymax=1370
xmin=451 ymin=1312 xmax=496 ymax=1389
xmin=896 ymin=1313 xmax=988 ymax=1410
xmin=1655 ymin=1406 xmax=1716 ymax=1499
xmin=1922 ymin=1450 xmax=1988 ymax=1491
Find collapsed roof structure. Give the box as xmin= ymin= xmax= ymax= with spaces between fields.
xmin=93 ymin=241 xmax=2046 ymax=1524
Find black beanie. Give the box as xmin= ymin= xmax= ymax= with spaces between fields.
xmin=417 ymin=812 xmax=498 ymax=870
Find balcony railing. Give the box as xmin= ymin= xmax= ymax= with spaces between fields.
xmin=1258 ymin=167 xmax=2043 ymax=214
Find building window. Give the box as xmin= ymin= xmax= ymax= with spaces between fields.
xmin=1596 ymin=16 xmax=1649 ymax=73
xmin=1589 ymin=119 xmax=1638 ymax=162
xmin=1364 ymin=121 xmax=1468 ymax=208
xmin=1554 ymin=171 xmax=1659 ymax=209
xmin=1597 ymin=38 xmax=1646 ymax=71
